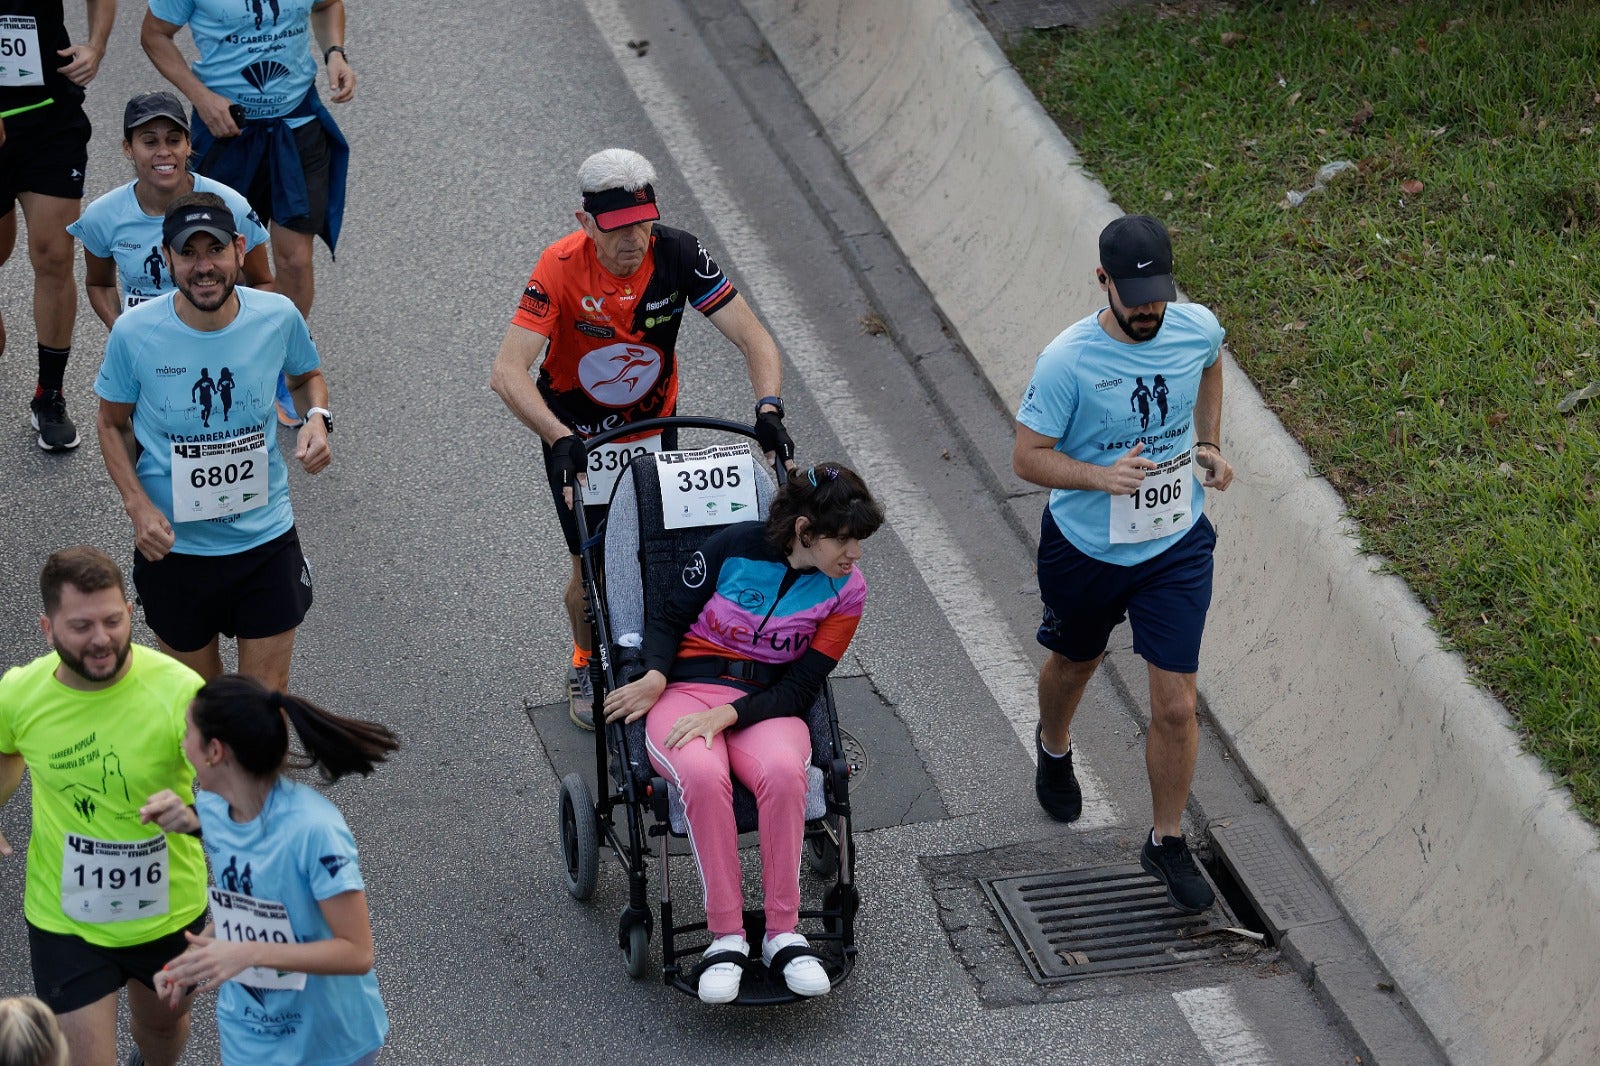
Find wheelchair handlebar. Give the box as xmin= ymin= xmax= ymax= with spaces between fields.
xmin=577 ymin=416 xmax=790 ymax=486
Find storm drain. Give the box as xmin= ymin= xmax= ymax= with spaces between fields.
xmin=982 ymin=863 xmax=1235 ymax=983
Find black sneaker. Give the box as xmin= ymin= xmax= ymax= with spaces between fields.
xmin=1034 ymin=724 xmax=1081 ymax=822
xmin=1140 ymin=831 xmax=1215 ymax=914
xmin=30 ymin=389 xmax=81 ymax=451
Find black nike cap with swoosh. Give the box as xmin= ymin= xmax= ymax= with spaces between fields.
xmin=1099 ymin=214 xmax=1178 ymax=306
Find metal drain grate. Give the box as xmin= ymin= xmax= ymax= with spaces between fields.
xmin=983 ymin=863 xmax=1236 ymax=983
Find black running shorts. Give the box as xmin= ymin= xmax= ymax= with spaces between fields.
xmin=132 ymin=527 xmax=313 ymax=651
xmin=28 ymin=915 xmax=204 ymax=1015
xmin=0 ymin=104 xmax=91 ymax=215
xmin=239 ymin=120 xmax=331 ymax=234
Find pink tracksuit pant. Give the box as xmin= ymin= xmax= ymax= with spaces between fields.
xmin=645 ymin=681 xmax=812 ymax=939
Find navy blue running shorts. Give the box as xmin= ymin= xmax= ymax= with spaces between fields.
xmin=1035 ymin=510 xmax=1216 ymax=675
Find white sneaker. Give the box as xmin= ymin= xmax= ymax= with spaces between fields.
xmin=762 ymin=931 xmax=830 ymax=997
xmin=696 ymin=934 xmax=748 ymax=1004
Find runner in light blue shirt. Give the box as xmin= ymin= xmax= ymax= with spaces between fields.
xmin=141 ymin=0 xmax=356 ymax=426
xmin=69 ymin=91 xmax=272 ymax=327
xmin=1017 ymin=299 xmax=1224 ymax=565
xmin=93 ymin=193 xmax=332 ymax=692
xmin=94 ymin=276 xmax=318 ymax=557
xmin=1013 ymin=214 xmax=1235 ymax=918
xmin=146 ymin=674 xmax=395 ymax=1066
xmin=144 ymin=0 xmax=321 ymax=124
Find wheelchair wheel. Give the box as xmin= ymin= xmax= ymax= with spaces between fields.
xmin=623 ymin=920 xmax=651 ymax=979
xmin=559 ymin=773 xmax=600 ymax=900
xmin=805 ymin=819 xmax=840 ymax=879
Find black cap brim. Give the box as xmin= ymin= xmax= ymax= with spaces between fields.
xmin=1111 ymin=273 xmax=1177 ymax=306
xmin=165 ymin=224 xmax=235 ymax=250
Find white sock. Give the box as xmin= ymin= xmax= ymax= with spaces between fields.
xmin=1040 ymin=737 xmax=1072 ymax=759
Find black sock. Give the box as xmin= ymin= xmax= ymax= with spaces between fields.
xmin=37 ymin=345 xmax=70 ymax=393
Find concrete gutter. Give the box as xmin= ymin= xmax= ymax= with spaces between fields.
xmin=736 ymin=1 xmax=1600 ymax=1063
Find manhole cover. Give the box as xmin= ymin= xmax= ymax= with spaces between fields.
xmin=838 ymin=727 xmax=867 ymax=786
xmin=983 ymin=863 xmax=1236 ymax=984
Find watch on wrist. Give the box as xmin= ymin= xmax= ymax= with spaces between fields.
xmin=305 ymin=406 xmax=333 ymax=433
xmin=756 ymin=395 xmax=783 ymax=417
xmin=323 ymin=44 xmax=346 ymax=64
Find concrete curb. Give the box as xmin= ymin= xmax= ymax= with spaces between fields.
xmin=737 ymin=1 xmax=1600 ymax=1063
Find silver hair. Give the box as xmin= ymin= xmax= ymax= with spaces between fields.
xmin=577 ymin=148 xmax=657 ymax=194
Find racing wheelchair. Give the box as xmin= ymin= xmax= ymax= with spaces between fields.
xmin=556 ymin=416 xmax=859 ymax=1004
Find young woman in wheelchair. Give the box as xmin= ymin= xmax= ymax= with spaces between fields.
xmin=602 ymin=462 xmax=882 ymax=1003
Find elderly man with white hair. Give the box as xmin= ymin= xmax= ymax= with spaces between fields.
xmin=492 ymin=148 xmax=794 ymax=730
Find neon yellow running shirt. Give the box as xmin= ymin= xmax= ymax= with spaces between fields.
xmin=0 ymin=645 xmax=207 ymax=946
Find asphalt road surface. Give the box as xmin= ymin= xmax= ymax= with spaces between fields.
xmin=0 ymin=1 xmax=1361 ymax=1062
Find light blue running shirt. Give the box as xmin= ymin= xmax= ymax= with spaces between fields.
xmin=196 ymin=778 xmax=388 ymax=1066
xmin=1017 ymin=301 xmax=1224 ymax=565
xmin=148 ymin=0 xmax=319 ymax=123
xmin=94 ymin=287 xmax=318 ymax=556
xmin=68 ymin=174 xmax=269 ymax=311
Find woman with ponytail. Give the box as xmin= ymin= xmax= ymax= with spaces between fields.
xmin=144 ymin=675 xmax=396 ymax=1065
xmin=604 ymin=462 xmax=883 ymax=1003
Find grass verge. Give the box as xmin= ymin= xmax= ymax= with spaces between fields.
xmin=1010 ymin=0 xmax=1600 ymax=819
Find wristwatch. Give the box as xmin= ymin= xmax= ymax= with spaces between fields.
xmin=323 ymin=45 xmax=346 ymax=64
xmin=305 ymin=406 xmax=334 ymax=434
xmin=756 ymin=395 xmax=783 ymax=417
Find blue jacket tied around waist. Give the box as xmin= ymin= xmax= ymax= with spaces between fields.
xmin=191 ymin=88 xmax=349 ymax=255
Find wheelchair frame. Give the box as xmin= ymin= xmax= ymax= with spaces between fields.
xmin=555 ymin=416 xmax=860 ymax=1004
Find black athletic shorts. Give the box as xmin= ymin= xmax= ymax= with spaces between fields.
xmin=237 ymin=120 xmax=331 ymax=234
xmin=132 ymin=527 xmax=313 ymax=651
xmin=29 ymin=914 xmax=205 ymax=1015
xmin=542 ymin=428 xmax=678 ymax=555
xmin=0 ymin=104 xmax=90 ymax=215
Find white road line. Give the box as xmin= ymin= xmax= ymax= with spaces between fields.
xmin=580 ymin=0 xmax=1117 ymax=828
xmin=1173 ymin=986 xmax=1278 ymax=1066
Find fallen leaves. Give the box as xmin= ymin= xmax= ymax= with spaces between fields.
xmin=1348 ymin=100 xmax=1375 ymax=132
xmin=1401 ymin=179 xmax=1424 ymax=196
xmin=1556 ymin=381 xmax=1600 ymax=413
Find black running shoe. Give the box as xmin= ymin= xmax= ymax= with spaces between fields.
xmin=30 ymin=389 xmax=81 ymax=451
xmin=1140 ymin=832 xmax=1215 ymax=914
xmin=1034 ymin=724 xmax=1082 ymax=822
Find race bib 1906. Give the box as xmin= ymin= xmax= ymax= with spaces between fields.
xmin=655 ymin=444 xmax=759 ymax=530
xmin=170 ymin=433 xmax=268 ymax=522
xmin=580 ymin=434 xmax=662 ymax=507
xmin=209 ymin=887 xmax=308 ymax=991
xmin=1109 ymin=450 xmax=1194 ymax=544
xmin=0 ymin=17 xmax=44 ymax=88
xmin=61 ymin=833 xmax=169 ymax=923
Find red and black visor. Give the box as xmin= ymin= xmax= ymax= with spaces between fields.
xmin=583 ymin=184 xmax=661 ymax=232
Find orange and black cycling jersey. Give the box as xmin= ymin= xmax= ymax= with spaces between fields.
xmin=509 ymin=224 xmax=738 ymax=438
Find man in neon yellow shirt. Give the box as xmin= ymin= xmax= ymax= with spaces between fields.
xmin=0 ymin=545 xmax=208 ymax=1066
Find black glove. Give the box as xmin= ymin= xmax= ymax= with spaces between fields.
xmin=754 ymin=409 xmax=795 ymax=466
xmin=550 ymin=434 xmax=586 ymax=494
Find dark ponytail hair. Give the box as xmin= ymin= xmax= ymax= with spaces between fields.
xmin=192 ymin=674 xmax=398 ymax=783
xmin=764 ymin=462 xmax=884 ymax=556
